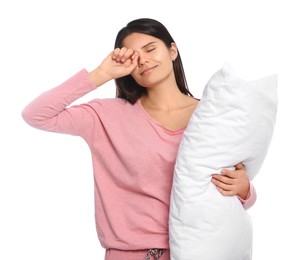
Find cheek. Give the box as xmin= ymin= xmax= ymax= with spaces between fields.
xmin=130 ymin=68 xmax=139 ymax=78
xmin=161 ymin=52 xmax=174 ymax=67
xmin=130 ymin=70 xmax=142 ymax=85
xmin=155 ymin=51 xmax=170 ymax=63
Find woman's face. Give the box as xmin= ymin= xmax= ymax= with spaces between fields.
xmin=122 ymin=32 xmax=178 ymax=88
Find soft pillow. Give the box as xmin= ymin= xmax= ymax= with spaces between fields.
xmin=169 ymin=62 xmax=277 ymax=260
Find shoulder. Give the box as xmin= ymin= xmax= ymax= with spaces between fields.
xmin=88 ymin=98 xmax=134 ymax=107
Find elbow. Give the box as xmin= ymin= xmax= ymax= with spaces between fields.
xmin=21 ymin=105 xmax=32 ymax=125
xmin=21 ymin=105 xmax=41 ymax=128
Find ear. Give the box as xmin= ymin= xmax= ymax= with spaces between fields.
xmin=170 ymin=43 xmax=178 ymax=61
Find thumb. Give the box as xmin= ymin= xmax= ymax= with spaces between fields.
xmin=131 ymin=51 xmax=139 ymax=65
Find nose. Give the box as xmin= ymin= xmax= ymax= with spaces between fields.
xmin=138 ymin=55 xmax=149 ymax=67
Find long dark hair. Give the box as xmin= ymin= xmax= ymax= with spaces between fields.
xmin=114 ymin=18 xmax=193 ymax=104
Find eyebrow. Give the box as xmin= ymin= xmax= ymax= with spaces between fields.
xmin=141 ymin=41 xmax=156 ymax=49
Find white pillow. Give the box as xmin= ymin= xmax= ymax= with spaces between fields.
xmin=169 ymin=62 xmax=277 ymax=260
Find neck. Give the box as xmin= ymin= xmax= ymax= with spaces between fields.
xmin=141 ymin=83 xmax=187 ymax=111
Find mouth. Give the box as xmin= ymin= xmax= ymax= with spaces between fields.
xmin=140 ymin=65 xmax=158 ymax=76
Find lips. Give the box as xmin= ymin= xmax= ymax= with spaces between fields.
xmin=140 ymin=65 xmax=158 ymax=76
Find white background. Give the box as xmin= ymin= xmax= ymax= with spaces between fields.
xmin=1 ymin=0 xmax=300 ymax=259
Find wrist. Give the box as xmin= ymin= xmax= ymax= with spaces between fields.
xmin=88 ymin=67 xmax=111 ymax=87
xmin=238 ymin=183 xmax=250 ymax=200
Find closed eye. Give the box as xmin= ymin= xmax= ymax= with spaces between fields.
xmin=147 ymin=48 xmax=156 ymax=52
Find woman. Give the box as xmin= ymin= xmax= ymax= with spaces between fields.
xmin=22 ymin=18 xmax=256 ymax=260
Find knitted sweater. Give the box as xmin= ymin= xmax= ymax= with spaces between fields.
xmin=22 ymin=69 xmax=256 ymax=250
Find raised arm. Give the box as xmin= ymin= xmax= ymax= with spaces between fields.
xmin=21 ymin=69 xmax=98 ymax=135
xmin=22 ymin=48 xmax=139 ymax=135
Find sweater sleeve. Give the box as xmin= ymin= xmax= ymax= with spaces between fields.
xmin=22 ymin=69 xmax=98 ymax=136
xmin=238 ymin=182 xmax=257 ymax=210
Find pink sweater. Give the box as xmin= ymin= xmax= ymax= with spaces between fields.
xmin=22 ymin=69 xmax=257 ymax=250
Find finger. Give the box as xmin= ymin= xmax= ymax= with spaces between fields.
xmin=116 ymin=47 xmax=127 ymax=61
xmin=120 ymin=49 xmax=135 ymax=62
xmin=112 ymin=47 xmax=127 ymax=62
xmin=130 ymin=52 xmax=139 ymax=67
xmin=235 ymin=162 xmax=245 ymax=170
xmin=215 ymin=186 xmax=235 ymax=196
xmin=121 ymin=55 xmax=138 ymax=73
xmin=112 ymin=48 xmax=121 ymax=60
xmin=212 ymin=174 xmax=232 ymax=184
xmin=221 ymin=168 xmax=236 ymax=178
xmin=211 ymin=176 xmax=233 ymax=189
xmin=131 ymin=51 xmax=139 ymax=61
xmin=123 ymin=59 xmax=132 ymax=67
